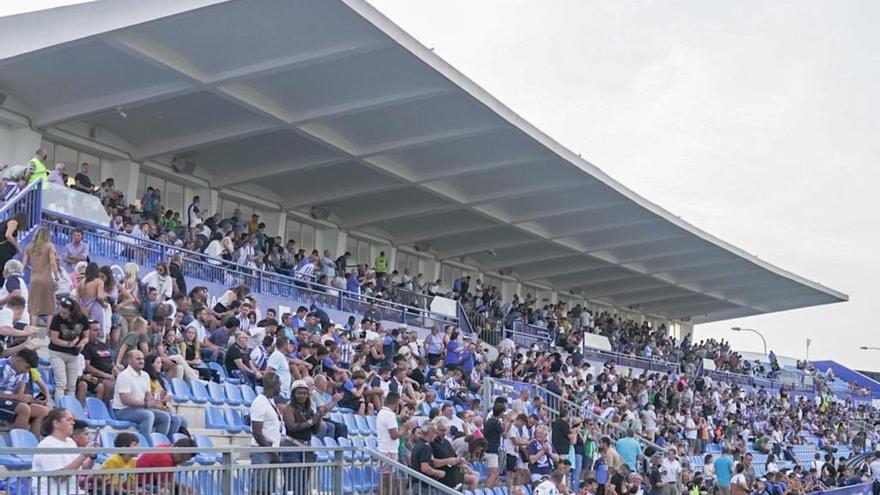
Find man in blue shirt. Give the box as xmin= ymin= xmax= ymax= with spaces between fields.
xmin=714 ymin=447 xmax=735 ymax=495
xmin=614 ymin=429 xmax=641 ymax=472
xmin=291 ymin=306 xmax=308 ymax=331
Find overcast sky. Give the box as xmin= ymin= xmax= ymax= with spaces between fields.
xmin=4 ymin=1 xmax=878 ymax=370
xmin=366 ymin=0 xmax=879 ymax=370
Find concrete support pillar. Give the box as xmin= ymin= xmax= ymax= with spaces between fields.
xmin=0 ymin=126 xmax=42 ymax=167
xmin=275 ymin=211 xmax=287 ymax=239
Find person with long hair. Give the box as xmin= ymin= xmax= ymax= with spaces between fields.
xmin=98 ymin=265 xmax=122 ymax=346
xmin=47 ymin=296 xmax=90 ymax=401
xmin=282 ymin=380 xmax=330 ymax=494
xmin=0 ymin=212 xmax=26 ymax=286
xmin=77 ymin=262 xmax=107 ymax=339
xmin=22 ymin=226 xmax=58 ymax=326
xmin=143 ymin=354 xmax=186 ymax=436
xmin=31 ymin=408 xmax=95 ymax=495
xmin=116 ymin=262 xmax=141 ymax=335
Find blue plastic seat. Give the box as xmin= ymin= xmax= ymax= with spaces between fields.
xmin=342 ymin=468 xmax=355 ymax=495
xmin=366 ymin=415 xmax=377 ymax=436
xmin=136 ymin=432 xmax=153 ymax=448
xmin=0 ymin=436 xmax=29 ymax=469
xmin=223 ymin=382 xmax=245 ymax=405
xmin=205 ymin=406 xmax=241 ymax=433
xmin=342 ymin=414 xmax=360 ymax=436
xmin=209 ymin=362 xmax=240 ymax=384
xmin=60 ymin=396 xmax=106 ymax=428
xmin=9 ymin=429 xmax=38 ymax=462
xmin=365 ymin=437 xmax=378 ymax=450
xmin=338 ymin=437 xmax=355 ymax=463
xmin=350 ymin=466 xmax=368 ymax=493
xmin=99 ymin=430 xmax=118 ymax=449
xmin=239 ymin=384 xmax=256 ymax=406
xmin=86 ymin=397 xmax=135 ymax=429
xmin=171 ymin=378 xmax=194 ymax=402
xmin=351 ymin=437 xmax=368 ymax=461
xmin=172 ymin=433 xmax=189 ymax=443
xmin=363 ymin=465 xmax=380 ymax=491
xmin=38 ymin=367 xmax=55 ymax=394
xmin=330 ymin=412 xmax=344 ymax=424
xmin=225 ymin=408 xmax=251 ymax=433
xmin=189 ymin=380 xmax=212 ymax=404
xmin=494 ymin=488 xmax=507 ymax=495
xmin=312 ymin=437 xmax=330 ymax=462
xmin=354 ymin=415 xmax=370 ymax=437
xmin=207 ymin=381 xmax=233 ymax=405
xmin=194 ymin=434 xmax=222 ymax=465
xmin=151 ymin=432 xmax=171 ymax=447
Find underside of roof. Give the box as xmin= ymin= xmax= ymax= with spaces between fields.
xmin=0 ymin=0 xmax=848 ymax=323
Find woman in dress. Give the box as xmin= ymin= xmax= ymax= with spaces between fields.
xmin=0 ymin=212 xmax=26 ymax=287
xmin=99 ymin=266 xmax=120 ymax=347
xmin=116 ymin=262 xmax=141 ymax=335
xmin=77 ymin=262 xmax=107 ymax=339
xmin=22 ymin=226 xmax=58 ymax=327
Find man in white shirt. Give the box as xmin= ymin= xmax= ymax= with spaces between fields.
xmin=112 ymin=350 xmax=174 ymax=438
xmin=868 ymin=452 xmax=880 ymax=493
xmin=376 ymin=392 xmax=413 ymax=494
xmin=534 ymin=471 xmax=566 ymax=495
xmin=660 ymin=449 xmax=682 ymax=495
xmin=267 ymin=336 xmax=293 ymax=402
xmin=249 ymin=373 xmax=286 ymax=492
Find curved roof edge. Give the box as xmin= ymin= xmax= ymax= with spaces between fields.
xmin=342 ymin=0 xmax=848 ymax=306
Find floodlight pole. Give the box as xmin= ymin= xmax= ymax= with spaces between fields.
xmin=731 ymin=326 xmax=767 ymax=356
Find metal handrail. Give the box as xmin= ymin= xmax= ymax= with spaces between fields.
xmin=42 ymin=213 xmax=458 ymax=327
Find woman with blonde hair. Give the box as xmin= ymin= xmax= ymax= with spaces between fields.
xmin=115 ymin=262 xmax=141 ymax=335
xmin=22 ymin=226 xmax=58 ymax=326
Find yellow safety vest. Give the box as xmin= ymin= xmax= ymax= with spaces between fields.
xmin=27 ymin=157 xmax=48 ymax=184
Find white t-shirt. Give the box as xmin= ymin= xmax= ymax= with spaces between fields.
xmin=661 ymin=458 xmax=682 ymax=483
xmin=507 ymin=424 xmax=529 ymax=455
xmin=112 ymin=367 xmax=151 ymax=410
xmin=686 ymin=417 xmax=698 ymax=439
xmin=31 ymin=436 xmax=79 ymax=495
xmin=248 ymin=326 xmax=267 ymax=350
xmin=0 ymin=306 xmax=28 ymax=329
xmin=731 ymin=473 xmax=749 ymax=489
xmin=249 ymin=394 xmax=285 ymax=447
xmin=266 ymin=350 xmax=291 ymax=400
xmin=534 ymin=479 xmax=560 ymax=495
xmin=376 ymin=407 xmax=399 ymax=453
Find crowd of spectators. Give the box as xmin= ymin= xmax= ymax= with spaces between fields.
xmin=0 ymin=150 xmax=878 ymax=495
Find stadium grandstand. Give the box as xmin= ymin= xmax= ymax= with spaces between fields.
xmin=0 ymin=1 xmax=872 ymax=495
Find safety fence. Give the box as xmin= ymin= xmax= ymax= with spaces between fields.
xmin=0 ymin=445 xmax=459 ymax=495
xmin=41 ymin=213 xmax=458 ymax=330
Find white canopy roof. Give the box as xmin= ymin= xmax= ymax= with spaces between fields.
xmin=0 ymin=0 xmax=847 ymax=323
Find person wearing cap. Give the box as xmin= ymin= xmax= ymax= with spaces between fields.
xmin=47 ymin=296 xmax=90 ymax=401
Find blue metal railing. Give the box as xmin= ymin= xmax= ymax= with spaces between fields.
xmin=42 ymin=214 xmax=457 ymax=329
xmin=0 ymin=180 xmax=42 ymax=239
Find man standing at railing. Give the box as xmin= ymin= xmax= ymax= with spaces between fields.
xmin=26 ymin=148 xmax=49 ymax=185
xmin=377 ymin=392 xmax=415 ymax=495
xmin=61 ymin=228 xmax=89 ymax=271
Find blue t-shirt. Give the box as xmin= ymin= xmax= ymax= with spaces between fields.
xmin=714 ymin=455 xmax=734 ymax=486
xmin=528 ymin=440 xmax=553 ymax=475
xmin=594 ymin=458 xmax=608 ymax=484
xmin=444 ymin=340 xmax=461 ymax=367
xmin=615 ymin=437 xmax=641 ymax=471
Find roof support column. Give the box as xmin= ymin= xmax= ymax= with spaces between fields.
xmin=0 ymin=126 xmax=42 ymax=168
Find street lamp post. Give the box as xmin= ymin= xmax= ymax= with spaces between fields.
xmin=731 ymin=326 xmax=768 ymax=356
